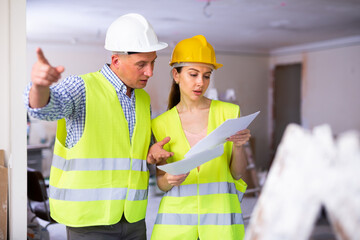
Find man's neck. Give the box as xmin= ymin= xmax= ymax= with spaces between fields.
xmin=126 ymin=87 xmax=133 ymax=98
xmin=109 ymin=63 xmax=133 ymax=98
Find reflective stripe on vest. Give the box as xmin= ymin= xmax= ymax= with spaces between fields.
xmin=52 ymin=155 xmax=148 ymax=172
xmin=49 ymin=186 xmax=148 ymax=201
xmin=165 ymin=182 xmax=245 ymax=203
xmin=155 ymin=213 xmax=244 ymax=225
xmin=151 ymin=101 xmax=246 ymax=239
xmin=49 ymin=71 xmax=151 ymax=226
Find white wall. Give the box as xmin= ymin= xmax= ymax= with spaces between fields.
xmin=26 ymin=43 xmax=113 ymax=144
xmin=27 ymin=44 xmax=112 ymax=78
xmin=138 ymin=53 xmax=173 ymax=117
xmin=215 ymin=54 xmax=269 ymax=168
xmin=0 ymin=0 xmax=27 ymax=239
xmin=270 ymin=44 xmax=360 ymax=136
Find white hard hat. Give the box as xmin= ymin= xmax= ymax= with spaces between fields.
xmin=104 ymin=13 xmax=168 ymax=53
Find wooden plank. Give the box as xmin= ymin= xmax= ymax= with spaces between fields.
xmin=245 ymin=124 xmax=360 ymax=240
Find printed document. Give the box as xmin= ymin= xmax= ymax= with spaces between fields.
xmin=157 ymin=111 xmax=260 ymax=175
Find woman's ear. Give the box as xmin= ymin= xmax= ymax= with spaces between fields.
xmin=172 ymin=68 xmax=179 ymax=84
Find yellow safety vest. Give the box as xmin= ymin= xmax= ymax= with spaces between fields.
xmin=49 ymin=71 xmax=151 ymax=227
xmin=151 ymin=100 xmax=247 ymax=240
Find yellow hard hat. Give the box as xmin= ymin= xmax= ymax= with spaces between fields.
xmin=169 ymin=35 xmax=223 ymax=69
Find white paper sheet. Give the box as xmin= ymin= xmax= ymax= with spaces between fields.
xmin=185 ymin=111 xmax=260 ymax=157
xmin=157 ymin=144 xmax=224 ymax=175
xmin=156 ymin=111 xmax=260 ymax=175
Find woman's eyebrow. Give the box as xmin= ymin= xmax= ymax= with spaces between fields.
xmin=187 ymin=68 xmax=212 ymax=74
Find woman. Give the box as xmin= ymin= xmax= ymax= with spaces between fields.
xmin=151 ymin=35 xmax=250 ymax=240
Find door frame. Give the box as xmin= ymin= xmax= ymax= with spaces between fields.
xmin=268 ymin=60 xmax=305 ymax=167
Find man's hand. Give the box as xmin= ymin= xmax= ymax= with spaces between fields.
xmin=31 ymin=48 xmax=65 ymax=87
xmin=147 ymin=136 xmax=174 ymax=164
xmin=29 ymin=48 xmax=65 ymax=108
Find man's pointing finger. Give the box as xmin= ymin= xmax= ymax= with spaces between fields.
xmin=36 ymin=48 xmax=49 ymax=65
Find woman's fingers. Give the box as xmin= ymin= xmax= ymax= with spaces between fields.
xmin=167 ymin=173 xmax=189 ymax=186
xmin=226 ymin=129 xmax=251 ymax=146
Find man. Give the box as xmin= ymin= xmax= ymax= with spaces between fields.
xmin=25 ymin=13 xmax=172 ymax=240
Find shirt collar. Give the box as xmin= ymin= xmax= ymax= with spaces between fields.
xmin=101 ymin=64 xmax=133 ymax=96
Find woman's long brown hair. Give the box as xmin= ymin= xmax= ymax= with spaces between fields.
xmin=167 ymin=67 xmax=182 ymax=110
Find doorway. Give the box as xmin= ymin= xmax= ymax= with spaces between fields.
xmin=271 ymin=64 xmax=302 ymax=162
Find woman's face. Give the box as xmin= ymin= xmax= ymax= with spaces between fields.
xmin=173 ymin=65 xmax=213 ymax=102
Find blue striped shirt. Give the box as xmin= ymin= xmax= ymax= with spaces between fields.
xmin=24 ymin=64 xmax=145 ymax=148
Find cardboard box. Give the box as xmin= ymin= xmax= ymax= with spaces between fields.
xmin=0 ymin=150 xmax=7 ymax=240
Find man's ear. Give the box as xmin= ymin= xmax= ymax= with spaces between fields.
xmin=111 ymin=54 xmax=120 ymax=67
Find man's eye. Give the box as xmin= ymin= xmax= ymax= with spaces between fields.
xmin=190 ymin=74 xmax=197 ymax=77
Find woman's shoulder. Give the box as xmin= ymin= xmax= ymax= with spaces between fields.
xmin=151 ymin=107 xmax=177 ymax=139
xmin=152 ymin=107 xmax=177 ymax=124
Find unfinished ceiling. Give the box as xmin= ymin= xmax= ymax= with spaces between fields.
xmin=26 ymin=0 xmax=360 ymax=54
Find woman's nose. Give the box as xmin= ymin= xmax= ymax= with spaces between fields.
xmin=196 ymin=76 xmax=204 ymax=86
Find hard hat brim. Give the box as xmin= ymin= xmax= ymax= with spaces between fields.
xmin=170 ymin=61 xmax=223 ymax=70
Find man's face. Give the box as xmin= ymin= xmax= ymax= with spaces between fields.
xmin=112 ymin=52 xmax=157 ymax=90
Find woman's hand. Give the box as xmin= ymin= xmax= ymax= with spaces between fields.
xmin=226 ymin=129 xmax=251 ymax=148
xmin=166 ymin=172 xmax=189 ymax=186
xmin=228 ymin=129 xmax=251 ymax=180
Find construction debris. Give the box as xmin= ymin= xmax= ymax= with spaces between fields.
xmin=245 ymin=124 xmax=360 ymax=240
